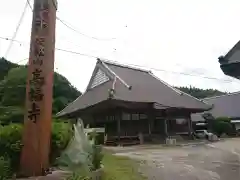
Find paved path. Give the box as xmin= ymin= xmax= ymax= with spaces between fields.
xmin=115 ymin=139 xmax=240 ymax=180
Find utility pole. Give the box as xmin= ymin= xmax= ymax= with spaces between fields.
xmin=20 ymin=0 xmax=57 ymax=176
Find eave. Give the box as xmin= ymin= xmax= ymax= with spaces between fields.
xmin=219 ymin=56 xmax=240 ymax=79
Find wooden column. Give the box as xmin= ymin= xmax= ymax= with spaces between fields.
xmin=20 ymin=0 xmax=57 ymax=176
xmin=163 ymin=110 xmax=169 ymax=138
xmin=117 ymin=111 xmax=121 ymax=145
xmin=187 ymin=114 xmax=193 ymax=138
xmin=147 ymin=109 xmax=155 ymax=136
xmin=164 ymin=119 xmax=168 ymax=138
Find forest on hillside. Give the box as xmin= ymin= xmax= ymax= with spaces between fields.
xmin=0 ymin=58 xmax=81 ymax=125
xmin=176 ymin=86 xmax=226 ymax=99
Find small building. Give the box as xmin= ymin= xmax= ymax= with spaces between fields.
xmin=219 ymin=41 xmax=240 ymax=79
xmin=192 ymin=92 xmax=240 ymax=131
xmin=57 ymin=59 xmax=210 ymax=145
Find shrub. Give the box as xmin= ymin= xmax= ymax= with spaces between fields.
xmin=0 ymin=156 xmax=11 ymax=180
xmin=0 ymin=107 xmax=24 ymax=125
xmin=91 ymin=145 xmax=103 ymax=171
xmin=212 ymin=120 xmax=234 ymax=137
xmin=216 ymin=117 xmax=231 ymax=122
xmin=50 ymin=122 xmax=73 ymax=163
xmin=0 ymin=122 xmax=73 ymax=173
xmin=0 ymin=124 xmax=23 ymax=172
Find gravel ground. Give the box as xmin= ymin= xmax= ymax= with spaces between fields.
xmin=115 ymin=139 xmax=240 ymax=180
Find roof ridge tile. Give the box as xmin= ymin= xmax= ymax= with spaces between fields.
xmin=98 ymin=58 xmax=149 ymax=73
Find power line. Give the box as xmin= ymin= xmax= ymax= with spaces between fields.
xmin=105 ymin=60 xmax=234 ymax=83
xmin=26 ymin=0 xmax=116 ymax=42
xmin=55 ymin=48 xmax=98 ymax=59
xmin=27 ymin=0 xmax=33 ymax=11
xmin=0 ymin=35 xmax=235 ymax=83
xmin=0 ymin=35 xmax=100 ymax=59
xmin=18 ymin=0 xmax=232 ymax=83
xmin=38 ymin=48 xmax=237 ymax=83
xmin=4 ymin=0 xmax=28 ymax=58
xmin=56 ymin=16 xmax=117 ymax=41
xmin=0 ymin=37 xmax=23 ymax=45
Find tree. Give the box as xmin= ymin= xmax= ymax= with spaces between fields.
xmin=176 ymin=86 xmax=226 ymax=99
xmin=0 ymin=58 xmax=18 ymax=81
xmin=0 ymin=60 xmax=81 ymax=124
xmin=0 ymin=67 xmax=27 ymax=107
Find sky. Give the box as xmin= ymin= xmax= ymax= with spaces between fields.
xmin=0 ymin=0 xmax=240 ymax=93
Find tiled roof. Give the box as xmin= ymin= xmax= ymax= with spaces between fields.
xmin=57 ymin=59 xmax=211 ymax=117
xmin=191 ymin=92 xmax=240 ymax=121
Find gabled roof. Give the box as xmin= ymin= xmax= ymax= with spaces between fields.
xmin=57 ymin=59 xmax=211 ymax=117
xmin=219 ymin=41 xmax=240 ymax=64
xmin=191 ymin=92 xmax=240 ymax=121
xmin=218 ymin=41 xmax=240 ymax=79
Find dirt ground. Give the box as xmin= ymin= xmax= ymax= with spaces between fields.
xmin=114 ymin=139 xmax=240 ymax=180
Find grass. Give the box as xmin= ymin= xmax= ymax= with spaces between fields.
xmin=102 ymin=152 xmax=146 ymax=180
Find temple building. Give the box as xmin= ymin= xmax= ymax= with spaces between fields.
xmin=57 ymin=59 xmax=211 ymax=145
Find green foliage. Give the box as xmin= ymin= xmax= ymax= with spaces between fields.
xmin=92 ymin=145 xmax=103 ymax=171
xmin=0 ymin=67 xmax=27 ymax=107
xmin=176 ymin=86 xmax=226 ymax=99
xmin=0 ymin=124 xmax=23 ymax=172
xmin=0 ymin=156 xmax=11 ymax=180
xmin=87 ymin=131 xmax=103 ymax=170
xmin=51 ymin=122 xmax=73 ymax=162
xmin=0 ymin=122 xmax=72 ymax=174
xmin=52 ymin=73 xmax=80 ymax=113
xmin=102 ymin=152 xmax=145 ymax=180
xmin=215 ymin=116 xmax=231 ymax=122
xmin=57 ymin=122 xmax=93 ymax=171
xmin=0 ymin=106 xmax=24 ymax=125
xmin=212 ymin=119 xmax=234 ymax=137
xmin=0 ymin=58 xmax=18 ymax=81
xmin=0 ymin=58 xmax=78 ymax=175
xmin=0 ymin=59 xmax=81 ymax=124
xmin=0 ymin=65 xmax=81 ymax=109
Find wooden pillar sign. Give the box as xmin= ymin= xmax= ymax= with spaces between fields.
xmin=20 ymin=0 xmax=57 ymax=176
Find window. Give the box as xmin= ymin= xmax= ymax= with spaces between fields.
xmin=122 ymin=113 xmax=131 ymax=120
xmin=107 ymin=115 xmax=115 ymax=121
xmin=131 ymin=113 xmax=139 ymax=120
xmin=176 ymin=118 xmax=187 ymax=125
xmin=139 ymin=113 xmax=147 ymax=119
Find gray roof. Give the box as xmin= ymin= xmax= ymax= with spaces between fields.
xmin=57 ymin=59 xmax=211 ymax=117
xmin=223 ymin=41 xmax=240 ymax=64
xmin=191 ymin=92 xmax=240 ymax=121
xmin=218 ymin=41 xmax=240 ymax=79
